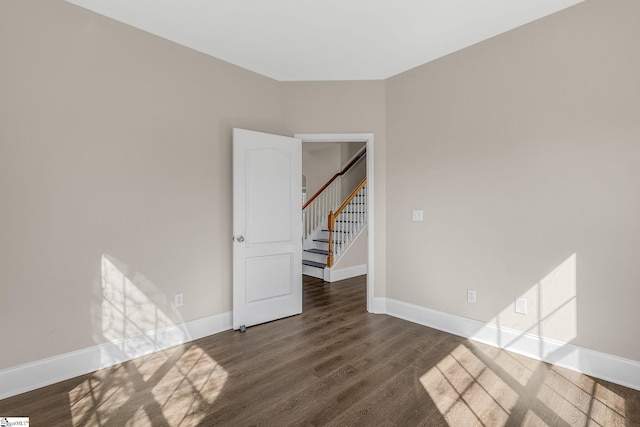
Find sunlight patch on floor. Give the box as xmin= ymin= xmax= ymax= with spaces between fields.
xmin=69 ymin=345 xmax=227 ymax=426
xmin=421 ymin=342 xmax=628 ymax=426
xmin=154 ymin=346 xmax=228 ymax=426
xmin=420 ymin=344 xmax=517 ymax=425
xmin=522 ymin=410 xmax=547 ymax=426
xmin=536 ymin=369 xmax=626 ymax=427
xmin=474 ymin=344 xmax=536 ymax=387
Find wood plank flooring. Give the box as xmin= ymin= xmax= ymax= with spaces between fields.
xmin=1 ymin=275 xmax=640 ymax=426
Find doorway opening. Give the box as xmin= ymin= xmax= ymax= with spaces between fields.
xmin=295 ymin=133 xmax=374 ymax=313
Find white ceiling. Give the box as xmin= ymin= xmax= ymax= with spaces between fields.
xmin=66 ymin=0 xmax=584 ymax=82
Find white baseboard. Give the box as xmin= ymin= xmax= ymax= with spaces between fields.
xmin=6 ymin=299 xmax=638 ymax=401
xmin=325 ymin=264 xmax=367 ymax=282
xmin=0 ymin=311 xmax=232 ymax=400
xmin=384 ymin=298 xmax=640 ymax=392
xmin=302 ymin=264 xmax=324 ymax=279
xmin=369 ymin=297 xmax=386 ymax=314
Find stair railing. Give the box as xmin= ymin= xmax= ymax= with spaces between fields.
xmin=303 ymin=178 xmax=341 ymax=241
xmin=327 ymin=178 xmax=367 ymax=267
xmin=302 ymin=146 xmax=366 ymax=241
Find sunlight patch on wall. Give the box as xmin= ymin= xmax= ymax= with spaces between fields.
xmin=69 ymin=344 xmax=228 ymax=426
xmin=98 ymin=255 xmax=189 ymax=359
xmin=490 ymin=253 xmax=577 ymax=351
xmin=538 ymin=253 xmax=577 ymax=343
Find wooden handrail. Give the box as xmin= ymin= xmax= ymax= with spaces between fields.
xmin=302 ymin=146 xmax=366 ymax=210
xmin=334 ymin=178 xmax=367 ymax=217
xmin=326 ymin=177 xmax=366 ymax=268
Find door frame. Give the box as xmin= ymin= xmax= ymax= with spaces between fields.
xmin=295 ymin=133 xmax=375 ymax=313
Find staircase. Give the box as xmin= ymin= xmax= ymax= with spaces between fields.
xmin=301 ymin=146 xmax=367 ymax=281
xmin=302 ymin=187 xmax=367 ymax=279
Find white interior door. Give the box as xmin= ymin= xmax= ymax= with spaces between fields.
xmin=233 ymin=128 xmax=302 ymax=330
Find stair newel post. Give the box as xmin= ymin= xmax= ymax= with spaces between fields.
xmin=327 ymin=210 xmax=335 ymax=268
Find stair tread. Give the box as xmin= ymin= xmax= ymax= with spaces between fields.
xmin=302 ymin=259 xmax=326 ymax=268
xmin=304 ymin=248 xmax=330 ymax=255
xmin=313 ymin=238 xmax=342 ymax=244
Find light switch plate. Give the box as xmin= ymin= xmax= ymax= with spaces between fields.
xmin=412 ymin=210 xmax=424 ymax=221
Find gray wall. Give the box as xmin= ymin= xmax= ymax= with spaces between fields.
xmin=302 ymin=142 xmax=341 ymax=197
xmin=385 ymin=0 xmax=640 ymax=361
xmin=0 ymin=3 xmax=388 ymax=371
xmin=282 ymin=80 xmax=387 ymax=297
xmin=3 ymin=0 xmax=639 ymax=375
xmin=0 ymin=0 xmax=284 ymax=369
xmin=302 ymin=141 xmax=366 ymax=200
xmin=340 ymin=142 xmax=367 ymax=201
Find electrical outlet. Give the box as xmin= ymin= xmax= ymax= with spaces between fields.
xmin=467 ymin=289 xmax=476 ymax=304
xmin=174 ymin=293 xmax=184 ymax=308
xmin=412 ymin=209 xmax=424 ymax=221
xmin=515 ymin=298 xmax=527 ymax=315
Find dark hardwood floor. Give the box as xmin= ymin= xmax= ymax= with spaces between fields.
xmin=2 ymin=275 xmax=640 ymax=426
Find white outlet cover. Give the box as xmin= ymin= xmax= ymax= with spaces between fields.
xmin=174 ymin=293 xmax=184 ymax=307
xmin=467 ymin=289 xmax=476 ymax=304
xmin=515 ymin=298 xmax=527 ymax=315
xmin=412 ymin=210 xmax=424 ymax=221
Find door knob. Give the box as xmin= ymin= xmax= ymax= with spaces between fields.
xmin=236 ymin=235 xmax=245 ymax=243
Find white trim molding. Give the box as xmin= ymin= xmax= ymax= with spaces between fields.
xmin=385 ymin=298 xmax=640 ymax=392
xmin=370 ymin=297 xmax=386 ymax=315
xmin=324 ymin=264 xmax=367 ymax=283
xmin=0 ymin=311 xmax=232 ymax=400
